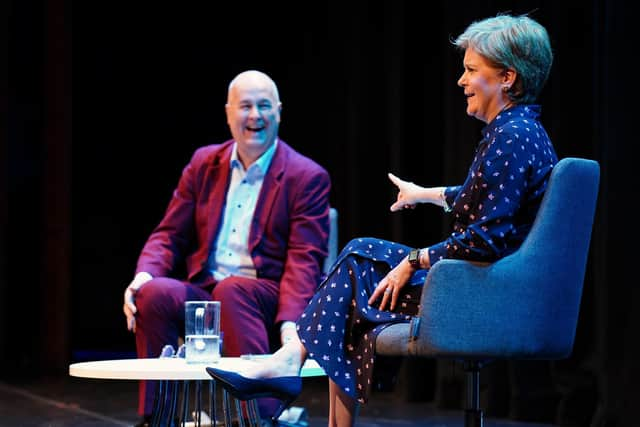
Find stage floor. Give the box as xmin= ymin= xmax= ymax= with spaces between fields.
xmin=0 ymin=374 xmax=557 ymax=427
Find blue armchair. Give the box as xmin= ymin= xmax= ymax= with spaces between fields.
xmin=376 ymin=157 xmax=600 ymax=427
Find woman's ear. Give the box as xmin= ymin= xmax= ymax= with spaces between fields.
xmin=503 ymin=68 xmax=517 ymax=87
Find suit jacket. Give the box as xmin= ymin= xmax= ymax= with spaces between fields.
xmin=136 ymin=138 xmax=331 ymax=323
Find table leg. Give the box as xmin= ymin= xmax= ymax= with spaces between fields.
xmin=234 ymin=399 xmax=245 ymax=427
xmin=247 ymin=400 xmax=261 ymax=427
xmin=152 ymin=380 xmax=167 ymax=427
xmin=181 ymin=380 xmax=191 ymax=427
xmin=195 ymin=380 xmax=202 ymax=426
xmin=222 ymin=389 xmax=233 ymax=427
xmin=209 ymin=381 xmax=217 ymax=427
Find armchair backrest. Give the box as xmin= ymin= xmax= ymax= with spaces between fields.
xmin=323 ymin=208 xmax=339 ymax=275
xmin=512 ymin=157 xmax=600 ymax=355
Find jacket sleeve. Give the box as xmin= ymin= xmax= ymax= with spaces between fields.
xmin=135 ymin=152 xmax=200 ymax=277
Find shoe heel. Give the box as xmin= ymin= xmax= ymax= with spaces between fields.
xmin=270 ymin=395 xmax=297 ymax=426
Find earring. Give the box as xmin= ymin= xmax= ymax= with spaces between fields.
xmin=502 ymin=86 xmax=510 ymax=92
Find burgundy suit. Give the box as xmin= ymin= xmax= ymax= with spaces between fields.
xmin=133 ymin=138 xmax=330 ymax=417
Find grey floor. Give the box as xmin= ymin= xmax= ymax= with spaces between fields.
xmin=0 ymin=374 xmax=557 ymax=427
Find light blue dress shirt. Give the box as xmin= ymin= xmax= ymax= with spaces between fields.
xmin=209 ymin=141 xmax=277 ymax=280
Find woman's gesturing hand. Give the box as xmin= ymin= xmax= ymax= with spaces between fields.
xmin=388 ymin=173 xmax=423 ymax=212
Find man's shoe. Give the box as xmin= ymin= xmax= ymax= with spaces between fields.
xmin=133 ymin=414 xmax=182 ymax=427
xmin=132 ymin=415 xmax=152 ymax=427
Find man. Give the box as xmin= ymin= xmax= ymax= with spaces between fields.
xmin=123 ymin=70 xmax=331 ymax=426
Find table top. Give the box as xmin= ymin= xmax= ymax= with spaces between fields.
xmin=69 ymin=357 xmax=325 ymax=380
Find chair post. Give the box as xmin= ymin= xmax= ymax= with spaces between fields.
xmin=463 ymin=360 xmax=483 ymax=427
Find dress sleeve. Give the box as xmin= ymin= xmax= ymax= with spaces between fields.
xmin=429 ymin=131 xmax=531 ymax=264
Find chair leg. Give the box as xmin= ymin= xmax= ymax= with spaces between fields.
xmin=464 ymin=361 xmax=483 ymax=427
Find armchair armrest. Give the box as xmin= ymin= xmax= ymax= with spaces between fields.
xmin=378 ymin=255 xmax=578 ymax=360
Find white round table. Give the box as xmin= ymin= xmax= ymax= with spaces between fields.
xmin=69 ymin=356 xmax=325 ymax=380
xmin=69 ymin=357 xmax=325 ymax=427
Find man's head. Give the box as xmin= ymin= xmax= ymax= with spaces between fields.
xmin=226 ymin=70 xmax=282 ymax=167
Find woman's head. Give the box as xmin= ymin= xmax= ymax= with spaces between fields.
xmin=454 ymin=14 xmax=553 ymax=105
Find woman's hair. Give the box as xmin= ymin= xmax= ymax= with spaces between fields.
xmin=454 ymin=13 xmax=553 ymax=104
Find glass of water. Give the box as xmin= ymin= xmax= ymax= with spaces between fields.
xmin=185 ymin=301 xmax=221 ymax=364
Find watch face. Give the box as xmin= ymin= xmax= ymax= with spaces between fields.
xmin=409 ymin=249 xmax=420 ymax=266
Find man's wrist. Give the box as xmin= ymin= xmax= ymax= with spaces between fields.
xmin=130 ymin=272 xmax=153 ymax=290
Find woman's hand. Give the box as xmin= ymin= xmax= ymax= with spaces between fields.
xmin=368 ymin=257 xmax=413 ymax=311
xmin=388 ymin=173 xmax=424 ymax=212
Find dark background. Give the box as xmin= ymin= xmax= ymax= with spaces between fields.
xmin=3 ymin=0 xmax=636 ymax=424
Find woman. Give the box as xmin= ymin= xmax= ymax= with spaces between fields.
xmin=207 ymin=13 xmax=557 ymax=427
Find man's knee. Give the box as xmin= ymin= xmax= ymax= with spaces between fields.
xmin=212 ymin=277 xmax=271 ymax=304
xmin=210 ymin=278 xmax=243 ymax=302
xmin=135 ymin=277 xmax=182 ymax=313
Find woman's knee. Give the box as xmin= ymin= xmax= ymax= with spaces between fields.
xmin=345 ymin=237 xmax=367 ymax=248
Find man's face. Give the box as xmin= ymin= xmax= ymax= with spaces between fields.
xmin=226 ymin=77 xmax=281 ymax=163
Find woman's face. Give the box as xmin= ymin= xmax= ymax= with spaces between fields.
xmin=457 ymin=47 xmax=512 ymax=123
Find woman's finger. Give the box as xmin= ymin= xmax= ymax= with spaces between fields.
xmin=369 ymin=280 xmax=385 ymax=305
xmin=387 ymin=172 xmax=402 ymax=186
xmin=389 ymin=287 xmax=398 ymax=311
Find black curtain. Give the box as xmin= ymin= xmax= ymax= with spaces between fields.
xmin=4 ymin=0 xmax=636 ymax=424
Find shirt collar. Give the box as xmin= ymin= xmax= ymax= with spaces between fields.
xmin=230 ymin=139 xmax=278 ymax=178
xmin=481 ymin=104 xmax=541 ymax=142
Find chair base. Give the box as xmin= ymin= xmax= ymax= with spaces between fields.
xmin=465 ymin=409 xmax=483 ymax=427
xmin=464 ymin=361 xmax=483 ymax=427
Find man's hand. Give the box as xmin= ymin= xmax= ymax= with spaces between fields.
xmin=368 ymin=257 xmax=412 ymax=311
xmin=123 ymin=272 xmax=153 ymax=333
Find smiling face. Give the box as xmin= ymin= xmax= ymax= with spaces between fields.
xmin=225 ymin=71 xmax=282 ymax=167
xmin=457 ymin=47 xmax=515 ymax=123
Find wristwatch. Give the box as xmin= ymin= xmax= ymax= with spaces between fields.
xmin=408 ymin=248 xmax=421 ymax=269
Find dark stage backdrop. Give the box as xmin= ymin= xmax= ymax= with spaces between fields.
xmin=4 ymin=0 xmax=636 ymax=424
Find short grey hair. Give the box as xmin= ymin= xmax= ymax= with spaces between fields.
xmin=454 ymin=14 xmax=553 ymax=104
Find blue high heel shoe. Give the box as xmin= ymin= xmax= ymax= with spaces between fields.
xmin=206 ymin=367 xmax=302 ymax=422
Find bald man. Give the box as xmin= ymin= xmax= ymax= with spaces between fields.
xmin=123 ymin=70 xmax=331 ymax=426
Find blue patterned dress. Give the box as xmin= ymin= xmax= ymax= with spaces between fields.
xmin=297 ymin=105 xmax=558 ymax=403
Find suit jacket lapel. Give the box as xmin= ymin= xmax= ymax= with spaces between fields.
xmin=249 ymin=141 xmax=286 ymax=251
xmin=204 ymin=145 xmax=232 ymax=251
